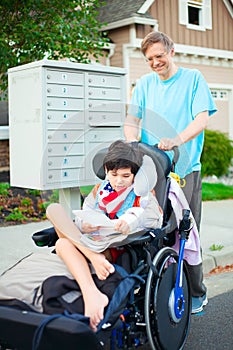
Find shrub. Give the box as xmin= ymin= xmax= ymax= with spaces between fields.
xmin=0 ymin=182 xmax=10 ymax=196
xmin=201 ymin=130 xmax=233 ymax=177
xmin=5 ymin=208 xmax=28 ymax=222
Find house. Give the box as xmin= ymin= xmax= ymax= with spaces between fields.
xmin=97 ymin=0 xmax=233 ymax=139
xmin=0 ymin=0 xmax=233 ymax=173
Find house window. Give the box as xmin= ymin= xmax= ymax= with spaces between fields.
xmin=211 ymin=90 xmax=218 ymax=99
xmin=211 ymin=89 xmax=229 ymax=101
xmin=188 ymin=3 xmax=201 ymax=25
xmin=179 ymin=0 xmax=212 ymax=30
xmin=220 ymin=91 xmax=228 ymax=100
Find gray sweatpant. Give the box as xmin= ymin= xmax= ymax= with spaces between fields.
xmin=181 ymin=171 xmax=206 ymax=297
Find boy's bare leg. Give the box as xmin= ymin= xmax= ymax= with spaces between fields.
xmin=46 ymin=203 xmax=115 ymax=279
xmin=56 ymin=237 xmax=108 ymax=332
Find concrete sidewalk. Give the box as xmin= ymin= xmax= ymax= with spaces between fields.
xmin=200 ymin=199 xmax=233 ymax=274
xmin=0 ymin=200 xmax=233 ymax=275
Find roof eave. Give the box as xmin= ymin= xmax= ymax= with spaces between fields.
xmin=100 ymin=16 xmax=158 ymax=31
xmin=138 ymin=0 xmax=155 ymax=14
xmin=175 ymin=43 xmax=233 ymax=60
xmin=223 ymin=0 xmax=233 ymax=18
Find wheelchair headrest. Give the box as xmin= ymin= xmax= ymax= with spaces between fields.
xmin=92 ymin=142 xmax=172 ymax=196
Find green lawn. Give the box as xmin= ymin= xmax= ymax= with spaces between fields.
xmin=79 ymin=182 xmax=233 ymax=202
xmin=1 ymin=181 xmax=232 ymax=225
xmin=80 ymin=185 xmax=94 ymax=197
xmin=202 ymin=182 xmax=233 ymax=201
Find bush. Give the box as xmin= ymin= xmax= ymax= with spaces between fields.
xmin=201 ymin=130 xmax=233 ymax=177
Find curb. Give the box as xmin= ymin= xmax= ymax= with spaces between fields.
xmin=203 ymin=245 xmax=233 ymax=274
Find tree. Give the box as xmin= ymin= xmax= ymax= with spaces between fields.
xmin=0 ymin=0 xmax=108 ymax=95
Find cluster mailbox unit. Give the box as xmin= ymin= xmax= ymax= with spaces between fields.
xmin=8 ymin=60 xmax=126 ymax=211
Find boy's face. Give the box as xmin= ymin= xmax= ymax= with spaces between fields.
xmin=107 ymin=167 xmax=134 ymax=192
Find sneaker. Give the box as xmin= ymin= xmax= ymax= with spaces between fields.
xmin=191 ymin=294 xmax=208 ymax=314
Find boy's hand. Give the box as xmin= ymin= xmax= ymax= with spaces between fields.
xmin=114 ymin=219 xmax=130 ymax=235
xmin=81 ymin=221 xmax=100 ymax=233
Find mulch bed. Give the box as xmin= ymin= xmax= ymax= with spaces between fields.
xmin=0 ymin=170 xmax=10 ymax=183
xmin=208 ymin=264 xmax=233 ymax=275
xmin=0 ymin=171 xmax=52 ymax=227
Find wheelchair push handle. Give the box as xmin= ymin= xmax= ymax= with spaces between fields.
xmin=154 ymin=144 xmax=180 ymax=173
xmin=170 ymin=146 xmax=179 ymax=171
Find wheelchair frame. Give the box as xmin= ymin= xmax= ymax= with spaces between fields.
xmin=106 ymin=209 xmax=192 ymax=350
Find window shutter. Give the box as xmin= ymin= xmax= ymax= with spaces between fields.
xmin=204 ymin=0 xmax=212 ymax=29
xmin=179 ymin=0 xmax=188 ymax=25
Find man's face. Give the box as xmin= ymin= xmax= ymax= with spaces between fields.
xmin=145 ymin=42 xmax=175 ymax=80
xmin=107 ymin=168 xmax=134 ymax=192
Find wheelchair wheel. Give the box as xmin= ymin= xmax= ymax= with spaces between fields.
xmin=145 ymin=247 xmax=191 ymax=350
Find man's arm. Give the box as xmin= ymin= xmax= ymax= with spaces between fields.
xmin=124 ymin=115 xmax=141 ymax=142
xmin=158 ymin=111 xmax=209 ymax=150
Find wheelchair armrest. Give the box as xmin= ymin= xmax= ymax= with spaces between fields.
xmin=32 ymin=227 xmax=58 ymax=247
xmin=126 ymin=222 xmax=173 ymax=245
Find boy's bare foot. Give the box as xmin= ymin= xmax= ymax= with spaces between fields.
xmin=84 ymin=289 xmax=109 ymax=332
xmin=90 ymin=253 xmax=115 ymax=280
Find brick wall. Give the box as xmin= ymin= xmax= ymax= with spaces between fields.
xmin=0 ymin=140 xmax=9 ymax=171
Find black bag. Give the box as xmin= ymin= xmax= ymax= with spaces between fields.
xmin=0 ymin=306 xmax=102 ymax=350
xmin=41 ymin=270 xmax=124 ymax=315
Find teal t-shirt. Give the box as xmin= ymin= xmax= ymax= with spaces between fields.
xmin=128 ymin=67 xmax=217 ymax=178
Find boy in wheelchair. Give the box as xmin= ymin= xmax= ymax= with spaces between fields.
xmin=0 ymin=139 xmax=202 ymax=350
xmin=46 ymin=140 xmax=163 ymax=332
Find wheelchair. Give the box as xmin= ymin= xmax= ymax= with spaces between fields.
xmin=0 ymin=142 xmax=193 ymax=350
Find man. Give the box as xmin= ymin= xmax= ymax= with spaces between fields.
xmin=124 ymin=31 xmax=217 ymax=313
